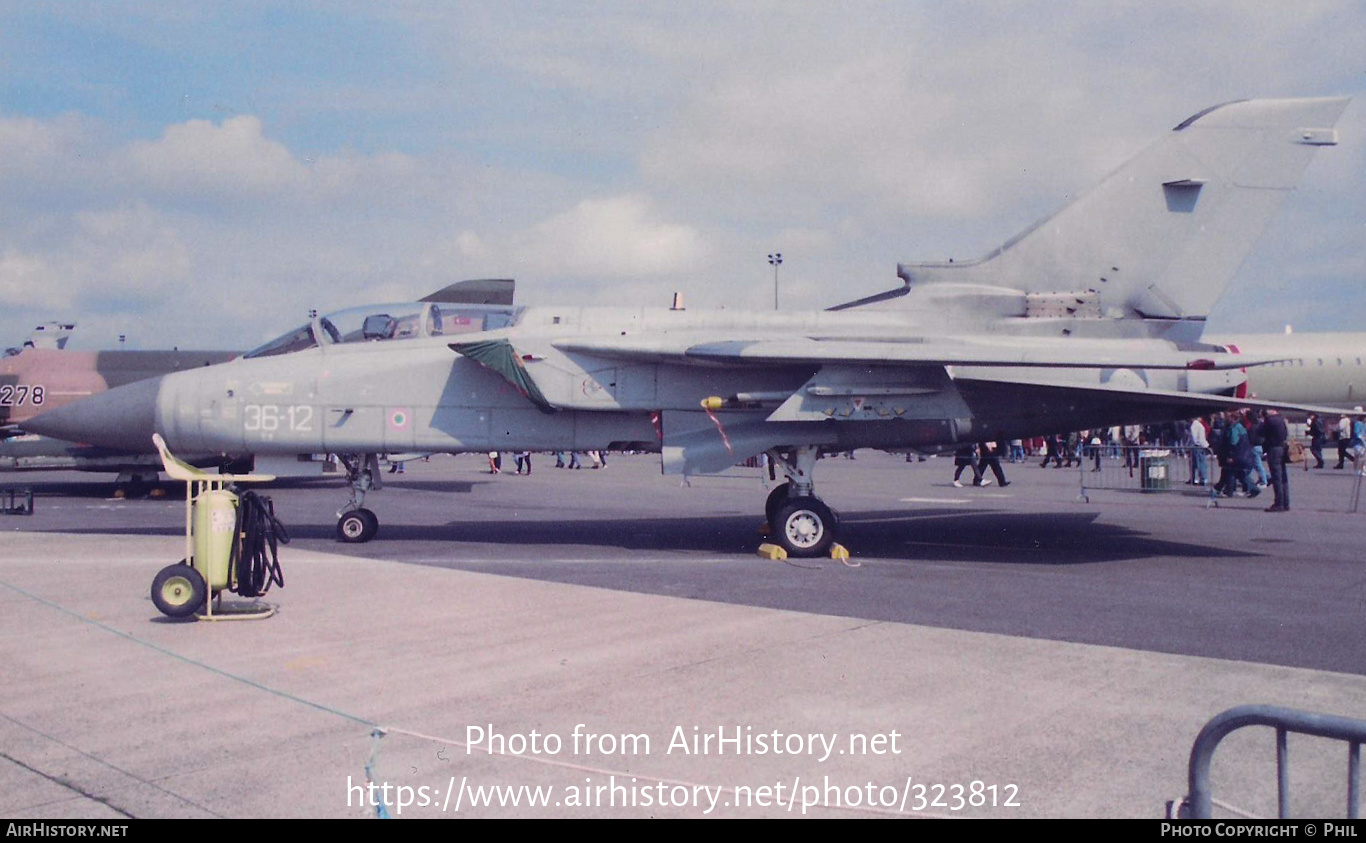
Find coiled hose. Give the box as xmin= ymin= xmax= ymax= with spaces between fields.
xmin=229 ymin=489 xmax=290 ymax=597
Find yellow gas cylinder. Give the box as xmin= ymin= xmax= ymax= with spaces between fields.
xmin=193 ymin=489 xmax=239 ymax=590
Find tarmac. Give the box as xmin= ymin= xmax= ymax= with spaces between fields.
xmin=2 ymin=451 xmax=1364 ymax=818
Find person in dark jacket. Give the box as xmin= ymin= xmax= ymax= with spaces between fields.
xmin=1211 ymin=414 xmax=1233 ymax=496
xmin=1220 ymin=412 xmax=1259 ymax=499
xmin=1307 ymin=413 xmax=1325 ymax=469
xmin=1040 ymin=434 xmax=1064 ymax=468
xmin=976 ymin=440 xmax=1011 ymax=488
xmin=1259 ymin=408 xmax=1290 ymax=511
xmin=952 ymin=444 xmax=981 ymax=487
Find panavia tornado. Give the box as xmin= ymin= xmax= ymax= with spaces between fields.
xmin=24 ymin=98 xmax=1351 ymax=556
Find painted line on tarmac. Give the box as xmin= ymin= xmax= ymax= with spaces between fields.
xmin=899 ymin=495 xmax=1010 ymax=504
xmin=902 ymin=540 xmax=1048 ymax=553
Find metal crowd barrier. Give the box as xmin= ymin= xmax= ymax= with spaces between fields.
xmin=1 ymin=488 xmax=33 ymax=515
xmin=1351 ymin=456 xmax=1366 ymax=514
xmin=1075 ymin=445 xmax=1219 ymax=504
xmin=1173 ymin=704 xmax=1365 ymax=819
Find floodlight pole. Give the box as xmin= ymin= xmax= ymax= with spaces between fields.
xmin=768 ymin=252 xmax=783 ymax=310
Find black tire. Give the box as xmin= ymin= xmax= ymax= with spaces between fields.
xmin=772 ymin=496 xmax=837 ymax=558
xmin=336 ymin=508 xmax=379 ymax=543
xmin=151 ymin=563 xmax=207 ymax=618
xmin=358 ymin=508 xmax=379 ymax=540
xmin=764 ymin=483 xmax=792 ymax=528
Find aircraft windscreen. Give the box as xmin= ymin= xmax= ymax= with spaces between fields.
xmin=244 ymin=324 xmax=317 ymax=359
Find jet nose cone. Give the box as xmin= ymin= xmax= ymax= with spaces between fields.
xmin=24 ymin=376 xmax=163 ymax=452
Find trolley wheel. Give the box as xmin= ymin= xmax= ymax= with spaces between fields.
xmin=151 ymin=563 xmax=207 ymax=618
xmin=336 ymin=508 xmax=379 ymax=543
xmin=772 ymin=496 xmax=838 ymax=559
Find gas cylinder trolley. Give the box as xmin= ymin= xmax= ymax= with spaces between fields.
xmin=149 ymin=434 xmax=288 ymax=620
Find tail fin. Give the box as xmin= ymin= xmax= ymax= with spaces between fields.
xmin=24 ymin=322 xmax=76 ymax=350
xmin=844 ymin=97 xmax=1349 ymax=328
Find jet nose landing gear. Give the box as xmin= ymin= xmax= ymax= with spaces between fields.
xmin=764 ymin=447 xmax=842 ymax=559
xmin=335 ymin=453 xmax=383 ymax=543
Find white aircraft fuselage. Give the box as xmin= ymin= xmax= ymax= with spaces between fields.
xmin=1209 ymin=333 xmax=1366 ymax=409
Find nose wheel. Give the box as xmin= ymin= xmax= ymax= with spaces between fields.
xmin=771 ymin=496 xmax=837 ymax=558
xmin=337 ymin=508 xmax=379 ymax=543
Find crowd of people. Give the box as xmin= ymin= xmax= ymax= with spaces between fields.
xmin=484 ymin=451 xmax=610 ymax=474
xmin=948 ymin=410 xmax=1366 ymax=514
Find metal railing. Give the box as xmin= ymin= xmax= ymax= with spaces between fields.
xmin=1074 ymin=445 xmax=1221 ymax=504
xmin=1 ymin=488 xmax=32 ymax=515
xmin=1350 ymin=457 xmax=1366 ymax=514
xmin=1175 ymin=704 xmax=1365 ymax=819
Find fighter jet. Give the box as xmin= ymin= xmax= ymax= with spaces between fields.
xmin=24 ymin=98 xmax=1350 ymax=555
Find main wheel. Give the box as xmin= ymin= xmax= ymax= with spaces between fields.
xmin=772 ymin=496 xmax=837 ymax=558
xmin=764 ymin=482 xmax=792 ymax=528
xmin=336 ymin=508 xmax=379 ymax=543
xmin=151 ymin=563 xmax=207 ymax=618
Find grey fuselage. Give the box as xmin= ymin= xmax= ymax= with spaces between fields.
xmin=135 ymin=303 xmax=1242 ymax=474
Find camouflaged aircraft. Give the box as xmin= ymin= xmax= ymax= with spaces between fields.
xmin=23 ymin=98 xmax=1350 ymax=555
xmin=1 ymin=323 xmax=236 ymax=488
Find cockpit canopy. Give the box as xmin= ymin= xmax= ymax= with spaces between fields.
xmin=244 ymin=302 xmax=521 ymax=359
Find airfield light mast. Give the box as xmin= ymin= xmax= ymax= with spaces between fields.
xmin=768 ymin=252 xmax=782 ymax=310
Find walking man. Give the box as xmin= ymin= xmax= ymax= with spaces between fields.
xmin=1259 ymin=408 xmax=1289 ymax=511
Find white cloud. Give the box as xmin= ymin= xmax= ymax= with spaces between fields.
xmin=0 ymin=112 xmax=108 ymax=198
xmin=0 ymin=249 xmax=67 ymax=311
xmin=441 ymin=194 xmax=712 ymax=281
xmin=0 ymin=203 xmax=196 ymax=343
xmin=70 ymin=204 xmax=194 ymax=297
xmin=520 ymin=194 xmax=711 ymax=277
xmin=123 ymin=115 xmax=306 ymax=197
xmin=0 ymin=114 xmax=77 ymax=175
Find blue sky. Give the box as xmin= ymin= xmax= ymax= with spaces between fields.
xmin=0 ymin=2 xmax=1363 ymax=349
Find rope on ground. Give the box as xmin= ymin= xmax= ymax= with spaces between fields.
xmin=1211 ymin=796 xmax=1264 ymax=820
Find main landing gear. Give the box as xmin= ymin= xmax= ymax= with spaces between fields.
xmin=112 ymin=470 xmax=162 ymax=499
xmin=335 ymin=454 xmax=381 ymax=543
xmin=764 ymin=446 xmax=840 ymax=558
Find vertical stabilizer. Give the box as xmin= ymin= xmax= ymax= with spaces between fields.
xmin=26 ymin=322 xmax=76 ymax=350
xmin=887 ymin=97 xmax=1349 ymax=324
